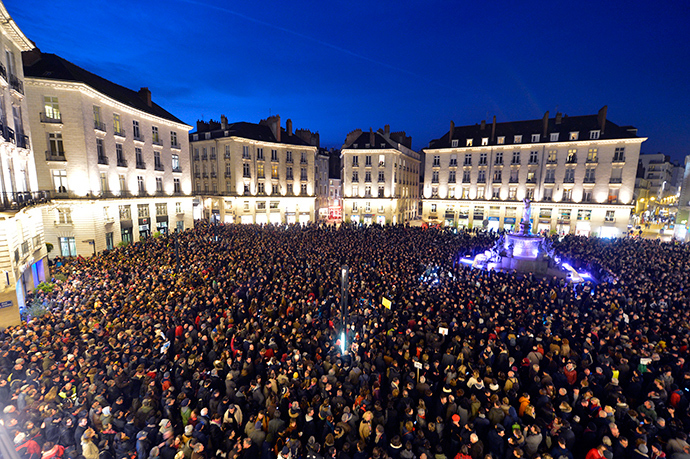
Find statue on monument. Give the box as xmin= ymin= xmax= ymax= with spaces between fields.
xmin=522 ymin=198 xmax=532 ymax=223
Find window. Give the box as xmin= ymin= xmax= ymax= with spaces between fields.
xmin=352 ymin=156 xmax=359 ymax=167
xmin=155 ymin=203 xmax=167 ymax=216
xmin=365 ymin=171 xmax=371 ymax=182
xmin=462 ymin=170 xmax=471 ymax=182
xmin=493 ymin=170 xmax=502 ymax=182
xmin=365 ymin=185 xmax=372 ymax=197
xmin=202 ymin=148 xmax=207 ymax=161
xmin=93 ymin=106 xmax=104 ymax=130
xmin=547 ymin=150 xmax=557 ymax=163
xmin=352 ymin=170 xmax=359 ymax=182
xmin=137 ymin=176 xmax=145 ymax=193
xmin=243 ymin=163 xmax=251 ymax=178
xmin=271 ymin=149 xmax=278 ymax=161
xmin=257 ymin=148 xmax=264 ymax=160
xmin=451 ymin=139 xmax=459 ymax=148
xmin=432 ymin=171 xmax=439 ymax=183
xmin=301 ymin=167 xmax=307 ymax=181
xmin=378 ymin=171 xmax=385 ymax=182
xmin=119 ymin=205 xmax=131 ymax=220
xmin=133 ymin=120 xmax=141 ymax=140
xmin=119 ymin=175 xmax=126 ymax=193
xmin=173 ymin=178 xmax=181 ymax=193
xmin=492 ymin=187 xmax=500 ymax=199
xmin=495 ymin=151 xmax=503 ymax=164
xmin=100 ymin=172 xmax=108 ymax=192
xmin=59 ymin=237 xmax=77 ymax=257
xmin=170 ymin=131 xmax=178 ymax=147
xmin=481 ymin=138 xmax=489 ymax=146
xmin=155 ymin=177 xmax=163 ymax=192
xmin=172 ymin=154 xmax=180 ymax=172
xmin=614 ymin=147 xmax=625 ymax=162
xmin=154 ymin=151 xmax=162 ymax=170
xmin=286 ymin=167 xmax=293 ymax=180
xmin=378 ymin=154 xmax=385 ymax=167
xmin=135 ymin=148 xmax=144 ymax=168
xmin=301 ymin=151 xmax=307 ymax=164
xmin=525 ymin=188 xmax=534 ymax=199
xmin=587 ymin=148 xmax=598 ymax=163
xmin=466 ymin=139 xmax=473 ymax=147
xmin=96 ymin=138 xmax=105 ymax=157
xmin=257 ymin=163 xmax=265 ymax=178
xmin=526 ymin=171 xmax=536 ymax=183
xmin=544 ymin=169 xmax=555 ymax=183
xmin=286 ymin=150 xmax=293 ymax=163
xmin=479 ymin=152 xmax=487 ymax=165
xmin=48 ymin=133 xmax=64 ymax=156
xmin=477 ymin=170 xmax=486 ymax=183
xmin=378 ymin=186 xmax=384 ymax=197
xmin=115 ymin=144 xmax=124 ymax=166
xmin=590 ymin=130 xmax=600 ymax=140
xmin=531 ymin=134 xmax=540 ymax=142
xmin=258 ymin=182 xmax=265 ymax=194
xmin=514 ymin=135 xmax=522 ymax=143
xmin=271 ymin=184 xmax=279 ymax=194
xmin=449 ymin=187 xmax=455 ymax=198
xmin=450 ymin=154 xmax=457 ymax=166
xmin=301 ymin=184 xmax=307 ymax=195
xmin=577 ymin=209 xmax=591 ymax=221
xmin=464 ymin=153 xmax=472 ymax=166
xmin=529 ymin=151 xmax=538 ymax=164
xmin=566 ymin=149 xmax=577 ymax=163
xmin=583 ymin=190 xmax=593 ymax=202
xmin=449 ymin=170 xmax=456 ymax=183
xmin=562 ymin=188 xmax=573 ymax=202
xmin=564 ymin=168 xmax=575 ymax=183
xmin=272 ymin=164 xmax=279 ymax=179
xmin=433 ymin=155 xmax=440 ymax=167
xmin=225 ymin=145 xmax=231 ymax=159
xmin=52 ymin=169 xmax=68 ymax=192
xmin=543 ymin=188 xmax=552 ymax=201
xmin=43 ymin=96 xmax=61 ymax=121
xmin=550 ymin=133 xmax=559 ymax=142
xmin=569 ymin=131 xmax=579 ymax=141
xmin=243 ymin=146 xmax=251 ymax=159
xmin=57 ymin=207 xmax=72 ymax=224
xmin=137 ymin=204 xmax=150 ymax=218
xmin=610 ymin=167 xmax=623 ymax=184
xmin=152 ymin=127 xmax=161 ymax=145
xmin=365 ymin=155 xmax=372 ymax=166
xmin=431 ymin=204 xmax=437 ymax=213
xmin=605 ymin=210 xmax=615 ymax=222
xmin=584 ymin=168 xmax=596 ymax=183
xmin=509 ymin=169 xmax=519 ymax=183
xmin=511 ymin=151 xmax=520 ymax=165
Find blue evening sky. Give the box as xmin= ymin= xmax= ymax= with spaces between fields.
xmin=9 ymin=0 xmax=690 ymax=160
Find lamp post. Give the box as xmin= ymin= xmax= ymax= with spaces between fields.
xmin=340 ymin=265 xmax=349 ymax=355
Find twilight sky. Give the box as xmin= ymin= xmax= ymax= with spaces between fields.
xmin=10 ymin=0 xmax=690 ymax=161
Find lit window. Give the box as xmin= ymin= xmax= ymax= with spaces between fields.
xmin=569 ymin=131 xmax=579 ymax=140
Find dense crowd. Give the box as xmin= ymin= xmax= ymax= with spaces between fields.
xmin=2 ymin=222 xmax=690 ymax=459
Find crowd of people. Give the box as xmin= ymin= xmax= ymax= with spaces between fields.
xmin=2 ymin=222 xmax=690 ymax=459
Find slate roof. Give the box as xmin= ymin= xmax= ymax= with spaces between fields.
xmin=428 ymin=113 xmax=640 ymax=149
xmin=191 ymin=121 xmax=312 ymax=146
xmin=23 ymin=52 xmax=186 ymax=125
xmin=343 ymin=131 xmax=398 ymax=150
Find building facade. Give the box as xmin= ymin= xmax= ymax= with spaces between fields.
xmin=0 ymin=2 xmax=49 ymax=326
xmin=341 ymin=126 xmax=420 ymax=225
xmin=23 ymin=51 xmax=194 ymax=256
xmin=421 ymin=107 xmax=645 ymax=237
xmin=635 ymin=152 xmax=683 ymax=223
xmin=190 ymin=115 xmax=319 ymax=224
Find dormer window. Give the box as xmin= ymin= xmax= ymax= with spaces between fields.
xmin=466 ymin=139 xmax=473 ymax=147
xmin=451 ymin=139 xmax=459 ymax=148
xmin=531 ymin=134 xmax=540 ymax=142
xmin=481 ymin=138 xmax=489 ymax=146
xmin=550 ymin=133 xmax=559 ymax=141
xmin=514 ymin=135 xmax=522 ymax=144
xmin=569 ymin=131 xmax=579 ymax=140
xmin=590 ymin=130 xmax=600 ymax=140
xmin=497 ymin=136 xmax=505 ymax=145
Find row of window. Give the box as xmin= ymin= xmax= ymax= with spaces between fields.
xmin=431 ymin=148 xmax=624 ymax=168
xmin=51 ymin=169 xmax=182 ymax=195
xmin=192 ymin=145 xmax=309 ymax=164
xmin=452 ymin=130 xmax=602 ymax=148
xmin=430 ymin=166 xmax=623 ymax=184
xmin=43 ymin=97 xmax=181 ymax=147
xmin=195 ymin=182 xmax=309 ymax=196
xmin=350 ymin=154 xmax=418 ymax=174
xmin=428 ymin=204 xmax=614 ymax=222
xmin=429 ymin=184 xmax=621 ymax=203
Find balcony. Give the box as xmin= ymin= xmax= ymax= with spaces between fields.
xmin=40 ymin=112 xmax=62 ymax=124
xmin=225 ymin=172 xmax=232 ymax=178
xmin=0 ymin=191 xmax=52 ymax=212
xmin=94 ymin=120 xmax=106 ymax=132
xmin=17 ymin=134 xmax=30 ymax=150
xmin=509 ymin=177 xmax=519 ymax=183
xmin=117 ymin=158 xmax=128 ymax=168
xmin=583 ymin=177 xmax=596 ymax=183
xmin=154 ymin=163 xmax=164 ymax=171
xmin=449 ymin=160 xmax=458 ymax=167
xmin=492 ymin=177 xmax=502 ymax=183
xmin=0 ymin=63 xmax=5 ymax=82
xmin=9 ymin=74 xmax=23 ymax=94
xmin=172 ymin=167 xmax=182 ymax=173
xmin=563 ymin=177 xmax=575 ymax=183
xmin=195 ymin=172 xmax=201 ymax=178
xmin=612 ymin=156 xmax=625 ymax=164
xmin=45 ymin=150 xmax=66 ymax=161
xmin=133 ymin=133 xmax=144 ymax=142
xmin=586 ymin=157 xmax=598 ymax=164
xmin=171 ymin=142 xmax=181 ymax=150
xmin=544 ymin=178 xmax=555 ymax=183
xmin=224 ymin=152 xmax=232 ymax=160
xmin=98 ymin=155 xmax=109 ymax=165
xmin=4 ymin=126 xmax=14 ymax=143
xmin=301 ymin=159 xmax=308 ymax=164
xmin=114 ymin=127 xmax=126 ymax=138
xmin=610 ymin=177 xmax=622 ymax=184
xmin=547 ymin=159 xmax=557 ymax=164
xmin=566 ymin=156 xmax=577 ymax=164
xmin=193 ymin=154 xmax=200 ymax=161
xmin=202 ymin=173 xmax=209 ymax=178
xmin=526 ymin=177 xmax=537 ymax=184
xmin=152 ymin=137 xmax=163 ymax=146
xmin=201 ymin=155 xmax=208 ymax=161
xmin=209 ymin=154 xmax=217 ymax=161
xmin=136 ymin=161 xmax=146 ymax=169
xmin=210 ymin=172 xmax=217 ymax=178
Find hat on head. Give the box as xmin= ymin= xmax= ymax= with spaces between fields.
xmin=159 ymin=419 xmax=170 ymax=427
xmin=452 ymin=414 xmax=460 ymax=422
xmin=184 ymin=425 xmax=193 ymax=436
xmin=638 ymin=445 xmax=648 ymax=454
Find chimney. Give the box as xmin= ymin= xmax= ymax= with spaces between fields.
xmin=542 ymin=111 xmax=549 ymax=138
xmin=275 ymin=115 xmax=281 ymax=142
xmin=598 ymin=105 xmax=608 ymax=134
xmin=491 ymin=116 xmax=496 ymax=142
xmin=449 ymin=120 xmax=455 ymax=144
xmin=369 ymin=127 xmax=374 ymax=147
xmin=480 ymin=119 xmax=486 ymax=130
xmin=138 ymin=87 xmax=152 ymax=107
xmin=220 ymin=115 xmax=228 ymax=130
xmin=384 ymin=124 xmax=390 ymax=136
xmin=555 ymin=112 xmax=562 ymax=125
xmin=286 ymin=119 xmax=293 ymax=136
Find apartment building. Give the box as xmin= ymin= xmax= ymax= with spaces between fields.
xmin=0 ymin=1 xmax=49 ymax=326
xmin=190 ymin=115 xmax=319 ymax=224
xmin=341 ymin=126 xmax=420 ymax=225
xmin=23 ymin=50 xmax=194 ymax=254
xmin=421 ymin=107 xmax=645 ymax=237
